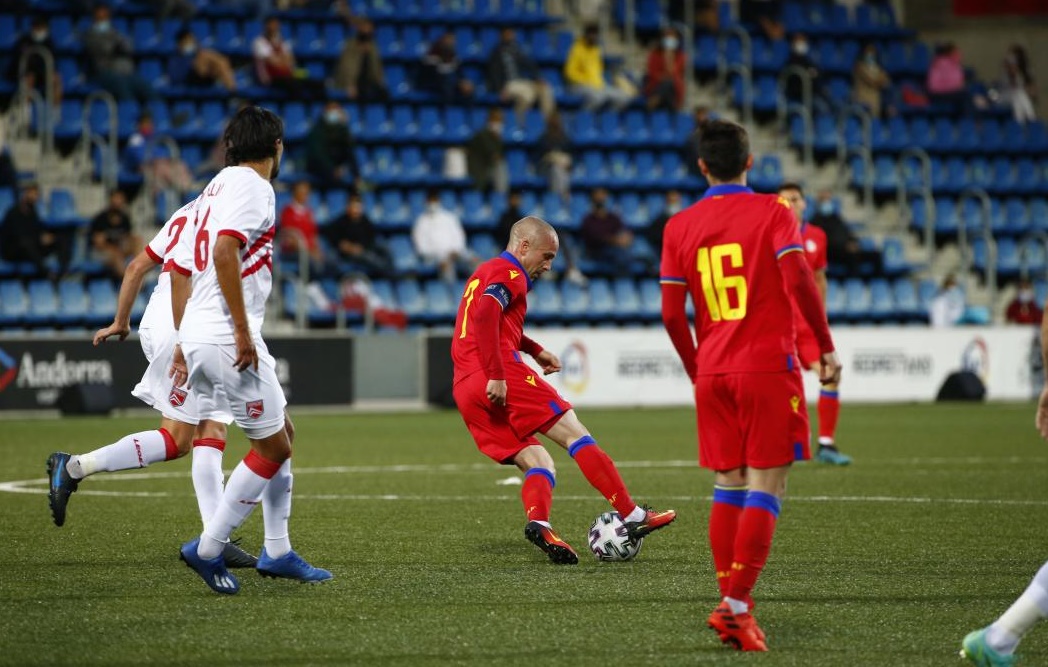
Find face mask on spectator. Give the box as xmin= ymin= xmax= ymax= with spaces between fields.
xmin=427 ymin=202 xmax=440 ymax=213
xmin=667 ymin=202 xmax=681 ymax=215
xmin=794 ymin=40 xmax=808 ymax=55
xmin=819 ymin=201 xmax=834 ymax=215
xmin=1019 ymin=289 xmax=1035 ymax=303
xmin=663 ymin=36 xmax=678 ymax=50
xmin=489 ymin=122 xmax=503 ymax=134
xmin=95 ymin=20 xmax=111 ymax=32
xmin=325 ymin=110 xmax=343 ymax=124
xmin=865 ymin=53 xmax=876 ymax=65
xmin=181 ymin=42 xmax=196 ymax=55
xmin=31 ymin=29 xmax=48 ymax=42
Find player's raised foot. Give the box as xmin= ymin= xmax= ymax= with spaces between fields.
xmin=179 ymin=538 xmax=239 ymax=595
xmin=524 ymin=521 xmax=579 ymax=565
xmin=816 ymin=444 xmax=852 ymax=466
xmin=707 ymin=602 xmax=768 ymax=651
xmin=961 ymin=628 xmax=1016 ymax=667
xmin=222 ymin=538 xmax=258 ymax=569
xmin=256 ymin=548 xmax=333 ymax=583
xmin=624 ymin=506 xmax=677 ymax=542
xmin=46 ymin=452 xmax=80 ymax=527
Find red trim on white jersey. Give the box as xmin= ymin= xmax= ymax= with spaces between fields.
xmin=218 ymin=229 xmax=248 ymax=246
xmin=242 ymin=226 xmax=275 ymax=263
xmin=241 ymin=254 xmax=272 ymax=279
xmin=145 ymin=246 xmax=163 ymax=263
xmin=166 ymin=260 xmax=191 ymax=276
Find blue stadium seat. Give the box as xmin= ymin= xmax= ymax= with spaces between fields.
xmin=423 ymin=281 xmax=455 ymax=323
xmin=528 ymin=278 xmax=562 ymax=324
xmin=934 ymin=198 xmax=959 ymax=236
xmin=56 ymin=280 xmax=88 ymax=327
xmin=1020 ymin=237 xmax=1047 ymax=275
xmin=612 ymin=277 xmax=641 ymax=321
xmin=87 ymin=279 xmax=118 ymax=326
xmin=872 ymin=156 xmax=898 ymax=195
xmin=749 ymin=155 xmax=784 ymax=192
xmin=843 ymin=279 xmax=871 ymax=322
xmin=560 ymin=280 xmax=588 ymax=319
xmin=892 ymin=278 xmax=920 ymax=321
xmin=1029 ymin=199 xmax=1048 ymax=233
xmin=587 ymin=278 xmax=615 ymax=321
xmin=46 ymin=189 xmax=82 ymax=228
xmin=388 ymin=235 xmax=420 ymax=275
xmin=881 ymin=237 xmax=909 ymax=277
xmin=825 ymin=279 xmax=845 ymax=321
xmin=868 ymin=278 xmax=895 ymax=322
xmin=751 ymin=76 xmax=780 ymax=115
xmin=0 ymin=280 xmax=28 ymax=327
xmin=637 ymin=279 xmax=661 ymax=320
xmin=394 ymin=279 xmax=426 ymax=320
xmin=1004 ymin=198 xmax=1031 ymax=236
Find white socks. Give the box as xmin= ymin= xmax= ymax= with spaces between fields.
xmin=191 ymin=445 xmax=225 ymax=528
xmin=987 ymin=560 xmax=1048 ymax=654
xmin=725 ymin=596 xmax=750 ymax=615
xmin=262 ymin=460 xmax=293 ymax=558
xmin=624 ymin=505 xmax=646 ymax=523
xmin=198 ymin=460 xmax=272 ymax=559
xmin=67 ymin=430 xmax=173 ymax=479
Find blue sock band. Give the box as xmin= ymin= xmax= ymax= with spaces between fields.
xmin=820 ymin=389 xmax=839 ymax=398
xmin=712 ymin=486 xmax=747 ymax=508
xmin=744 ymin=490 xmax=781 ymax=518
xmin=567 ymin=435 xmax=597 ymax=458
xmin=524 ymin=467 xmax=555 ymax=488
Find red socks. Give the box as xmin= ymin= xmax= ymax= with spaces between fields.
xmin=726 ymin=491 xmax=781 ymax=603
xmin=818 ymin=389 xmax=840 ymax=443
xmin=569 ymin=436 xmax=635 ymax=517
xmin=710 ymin=485 xmax=747 ymax=597
xmin=522 ymin=468 xmax=554 ymax=522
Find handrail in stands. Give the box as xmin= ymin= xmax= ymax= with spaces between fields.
xmin=958 ymin=187 xmax=997 ymax=305
xmin=81 ymin=90 xmax=118 ymax=192
xmin=16 ymin=45 xmax=56 ymax=158
xmin=1019 ymin=231 xmax=1048 ymax=283
xmin=842 ymin=145 xmax=873 ymax=214
xmin=896 ymin=147 xmax=933 ymax=260
xmin=725 ymin=63 xmax=753 ymax=127
xmin=777 ymin=65 xmax=815 ymax=169
xmin=716 ymin=25 xmax=751 ymax=95
xmin=836 ymin=103 xmax=871 ymax=173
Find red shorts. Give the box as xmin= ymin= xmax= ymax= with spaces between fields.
xmin=453 ymin=365 xmax=573 ymax=464
xmin=694 ymin=370 xmax=811 ymax=471
xmin=796 ymin=328 xmax=820 ymax=369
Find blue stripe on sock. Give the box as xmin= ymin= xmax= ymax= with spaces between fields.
xmin=794 ymin=442 xmax=805 ymax=461
xmin=820 ymin=389 xmax=839 ymax=398
xmin=524 ymin=467 xmax=555 ymax=487
xmin=568 ymin=435 xmax=597 ymax=458
xmin=744 ymin=490 xmax=781 ymax=518
xmin=712 ymin=487 xmax=747 ymax=508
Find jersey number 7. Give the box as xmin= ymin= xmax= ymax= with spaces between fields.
xmin=696 ymin=243 xmax=747 ymax=321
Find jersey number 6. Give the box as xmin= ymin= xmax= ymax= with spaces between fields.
xmin=696 ymin=243 xmax=747 ymax=321
xmin=194 ymin=208 xmax=211 ymax=271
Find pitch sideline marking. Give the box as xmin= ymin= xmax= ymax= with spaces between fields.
xmin=2 ymin=458 xmax=1046 ymax=506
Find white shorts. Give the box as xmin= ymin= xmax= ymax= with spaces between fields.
xmin=181 ymin=339 xmax=287 ymax=440
xmin=132 ymin=327 xmax=232 ymax=426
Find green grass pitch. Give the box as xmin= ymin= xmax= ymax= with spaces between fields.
xmin=1 ymin=403 xmax=1046 ymax=666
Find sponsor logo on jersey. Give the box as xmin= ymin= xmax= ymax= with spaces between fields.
xmin=246 ymin=399 xmax=264 ymax=419
xmin=169 ymin=386 xmax=188 ymax=407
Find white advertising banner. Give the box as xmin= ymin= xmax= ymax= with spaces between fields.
xmin=523 ymin=327 xmax=1041 ymax=407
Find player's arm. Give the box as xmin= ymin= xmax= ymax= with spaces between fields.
xmin=1035 ymin=297 xmax=1048 ymax=439
xmin=814 ymin=267 xmax=828 ymax=304
xmin=93 ymin=249 xmax=159 ymax=345
xmin=214 ymin=233 xmax=258 ymax=372
xmin=471 ymin=288 xmax=508 ymax=405
xmin=660 ymin=281 xmax=698 ymax=382
xmin=168 ymin=266 xmax=192 ymax=387
xmin=779 ymin=251 xmax=840 ymax=384
xmin=520 ymin=335 xmax=561 ymax=375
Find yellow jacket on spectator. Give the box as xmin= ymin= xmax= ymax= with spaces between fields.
xmin=564 ymin=39 xmax=604 ymax=89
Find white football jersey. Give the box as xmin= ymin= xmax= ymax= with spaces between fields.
xmin=176 ymin=166 xmax=276 ymax=345
xmin=138 ymin=196 xmax=200 ymax=332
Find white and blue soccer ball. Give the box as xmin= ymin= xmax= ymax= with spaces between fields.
xmin=588 ymin=511 xmax=643 ymax=562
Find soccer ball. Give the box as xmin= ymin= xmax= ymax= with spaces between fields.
xmin=588 ymin=511 xmax=643 ymax=561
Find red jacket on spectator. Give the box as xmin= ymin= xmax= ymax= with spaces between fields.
xmin=280 ymin=201 xmax=318 ymax=253
xmin=644 ymin=48 xmax=685 ymax=109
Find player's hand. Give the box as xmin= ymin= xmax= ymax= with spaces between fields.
xmin=534 ymin=350 xmax=562 ymax=375
xmin=233 ymin=328 xmax=258 ymax=373
xmin=93 ymin=322 xmax=130 ymax=346
xmin=169 ymin=344 xmax=190 ymax=388
xmin=1036 ymin=387 xmax=1048 ymax=440
xmin=486 ymin=379 xmax=507 ymax=406
xmin=818 ymin=351 xmax=842 ymax=385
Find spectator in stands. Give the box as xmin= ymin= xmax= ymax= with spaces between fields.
xmin=0 ymin=183 xmax=68 ymax=276
xmin=486 ymin=27 xmax=555 ymax=119
xmin=581 ymin=187 xmax=634 ymax=276
xmin=0 ymin=121 xmax=16 ymax=191
xmin=853 ymin=43 xmax=891 ymax=118
xmin=305 ymin=101 xmax=361 ymax=188
xmin=253 ymin=16 xmax=327 ymax=101
xmin=785 ymin=32 xmax=822 ymax=105
xmin=683 ymin=105 xmax=710 ymax=179
xmin=170 ymin=29 xmax=237 ymax=92
xmin=740 ymin=0 xmax=785 ymax=41
xmin=279 ymin=180 xmax=326 ymax=271
xmin=926 ymin=42 xmax=968 ymax=114
xmin=325 ymin=192 xmax=390 ymax=278
xmin=421 ymin=32 xmax=474 ymax=102
xmin=645 ymin=189 xmax=682 ymax=259
xmin=1006 ymin=278 xmax=1043 ymax=325
xmin=82 ymin=3 xmax=154 ymax=103
xmin=535 ymin=111 xmax=572 ymax=201
xmin=124 ymin=112 xmax=192 ymax=195
xmin=929 ymin=274 xmax=965 ymax=328
xmin=334 ymin=19 xmax=389 ymax=103
xmin=8 ymin=15 xmax=63 ymax=107
xmin=809 ymin=190 xmax=880 ymax=276
xmin=412 ymin=188 xmax=477 ymax=283
xmin=643 ymin=28 xmax=685 ymax=111
xmin=90 ymin=190 xmax=141 ymax=278
xmin=670 ymin=0 xmax=719 ymax=34
xmin=466 ymin=109 xmax=508 ymax=194
xmin=496 ymin=190 xmax=524 ymax=248
xmin=1000 ymin=44 xmax=1037 ymax=124
xmin=564 ymin=24 xmax=633 ymax=112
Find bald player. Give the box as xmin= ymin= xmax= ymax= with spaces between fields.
xmin=450 ymin=217 xmax=677 ymax=564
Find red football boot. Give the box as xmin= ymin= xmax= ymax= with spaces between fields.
xmin=524 ymin=521 xmax=579 ymax=565
xmin=623 ymin=506 xmax=677 ymax=541
xmin=707 ymin=602 xmax=768 ymax=651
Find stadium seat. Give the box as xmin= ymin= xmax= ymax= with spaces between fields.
xmin=0 ymin=280 xmax=28 ymax=327
xmin=868 ymin=278 xmax=895 ymax=322
xmin=892 ymin=278 xmax=920 ymax=321
xmin=843 ymin=279 xmax=871 ymax=322
xmin=881 ymin=237 xmax=909 ymax=277
xmin=45 ymin=189 xmax=82 ymax=228
xmin=528 ymin=279 xmax=562 ymax=324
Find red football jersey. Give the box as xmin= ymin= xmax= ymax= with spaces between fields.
xmin=660 ymin=184 xmax=805 ymax=375
xmin=801 ymin=223 xmax=827 ymax=272
xmin=451 ymin=251 xmax=532 ymax=384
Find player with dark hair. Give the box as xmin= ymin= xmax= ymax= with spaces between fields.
xmin=173 ymin=106 xmax=330 ymax=594
xmin=661 ymin=120 xmax=840 ymax=650
xmin=777 ymin=182 xmax=850 ymax=465
xmin=452 ymin=216 xmax=676 ymax=564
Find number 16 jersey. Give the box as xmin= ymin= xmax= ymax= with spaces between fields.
xmin=175 ymin=166 xmax=276 ymax=346
xmin=659 ymin=184 xmax=805 ymax=375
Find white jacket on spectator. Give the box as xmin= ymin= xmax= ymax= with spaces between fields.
xmin=412 ymin=204 xmax=467 ymax=265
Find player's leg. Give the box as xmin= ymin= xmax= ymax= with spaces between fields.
xmin=815 ymin=374 xmax=848 ymax=464
xmin=542 ymin=409 xmax=676 ymax=539
xmin=513 ymin=445 xmax=578 ymax=565
xmin=962 ymin=560 xmax=1048 ymax=666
